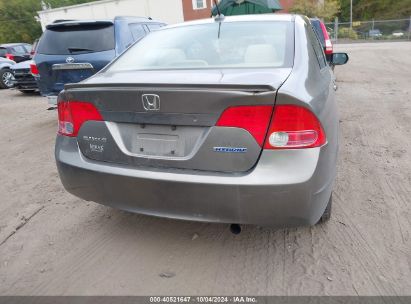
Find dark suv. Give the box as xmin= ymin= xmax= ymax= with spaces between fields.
xmin=32 ymin=16 xmax=166 ymax=105
xmin=0 ymin=43 xmax=32 ymax=63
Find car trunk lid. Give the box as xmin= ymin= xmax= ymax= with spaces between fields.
xmin=63 ymin=68 xmax=291 ymax=173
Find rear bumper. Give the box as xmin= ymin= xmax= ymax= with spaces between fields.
xmin=34 ymin=75 xmax=62 ymax=98
xmin=12 ymin=80 xmax=38 ymax=90
xmin=55 ymin=136 xmax=336 ymax=227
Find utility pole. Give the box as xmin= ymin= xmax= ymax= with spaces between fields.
xmin=408 ymin=16 xmax=411 ymax=41
xmin=334 ymin=17 xmax=339 ymax=42
xmin=350 ymin=0 xmax=353 ymax=29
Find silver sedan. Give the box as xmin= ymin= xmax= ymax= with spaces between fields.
xmin=55 ymin=14 xmax=348 ymax=228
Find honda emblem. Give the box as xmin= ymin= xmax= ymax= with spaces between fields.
xmin=142 ymin=94 xmax=160 ymax=111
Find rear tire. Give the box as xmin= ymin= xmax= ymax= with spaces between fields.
xmin=0 ymin=69 xmax=14 ymax=89
xmin=319 ymin=194 xmax=332 ymax=223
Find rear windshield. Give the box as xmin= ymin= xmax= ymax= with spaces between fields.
xmin=11 ymin=45 xmax=28 ymax=54
xmin=37 ymin=24 xmax=115 ymax=55
xmin=108 ymin=21 xmax=294 ymax=72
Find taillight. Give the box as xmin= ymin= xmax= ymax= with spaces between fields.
xmin=5 ymin=53 xmax=14 ymax=61
xmin=264 ymin=105 xmax=326 ymax=149
xmin=57 ymin=101 xmax=103 ymax=137
xmin=216 ymin=105 xmax=273 ymax=146
xmin=325 ymin=39 xmax=333 ymax=55
xmin=30 ymin=63 xmax=39 ymax=76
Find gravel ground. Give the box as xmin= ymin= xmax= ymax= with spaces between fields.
xmin=0 ymin=42 xmax=410 ymax=296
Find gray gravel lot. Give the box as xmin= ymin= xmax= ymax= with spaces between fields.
xmin=0 ymin=42 xmax=410 ymax=296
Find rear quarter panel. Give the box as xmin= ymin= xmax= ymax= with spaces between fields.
xmin=277 ymin=16 xmax=338 ymax=196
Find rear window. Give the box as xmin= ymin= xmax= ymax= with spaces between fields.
xmin=0 ymin=48 xmax=6 ymax=56
xmin=23 ymin=44 xmax=32 ymax=53
xmin=37 ymin=24 xmax=115 ymax=55
xmin=11 ymin=45 xmax=28 ymax=54
xmin=108 ymin=21 xmax=294 ymax=72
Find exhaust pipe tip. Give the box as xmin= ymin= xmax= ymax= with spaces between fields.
xmin=230 ymin=224 xmax=241 ymax=235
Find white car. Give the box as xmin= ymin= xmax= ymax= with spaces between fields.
xmin=0 ymin=57 xmax=15 ymax=89
xmin=392 ymin=31 xmax=404 ymax=38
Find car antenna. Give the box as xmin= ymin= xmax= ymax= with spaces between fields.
xmin=213 ymin=0 xmax=225 ymax=22
xmin=213 ymin=0 xmax=224 ymax=39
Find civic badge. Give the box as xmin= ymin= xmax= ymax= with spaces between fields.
xmin=66 ymin=57 xmax=75 ymax=63
xmin=213 ymin=147 xmax=247 ymax=153
xmin=142 ymin=94 xmax=160 ymax=111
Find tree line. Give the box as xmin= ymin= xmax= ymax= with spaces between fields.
xmin=290 ymin=0 xmax=411 ymax=22
xmin=0 ymin=0 xmax=96 ymax=44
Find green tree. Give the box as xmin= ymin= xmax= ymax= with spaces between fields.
xmin=46 ymin=0 xmax=100 ymax=9
xmin=0 ymin=0 xmax=42 ymax=43
xmin=339 ymin=0 xmax=411 ymax=22
xmin=0 ymin=0 xmax=99 ymax=43
xmin=290 ymin=0 xmax=341 ymax=21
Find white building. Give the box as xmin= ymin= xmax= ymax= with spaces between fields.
xmin=37 ymin=0 xmax=188 ymax=30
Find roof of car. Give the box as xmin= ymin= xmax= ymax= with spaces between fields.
xmin=47 ymin=16 xmax=163 ymax=29
xmin=164 ymin=14 xmax=296 ymax=30
xmin=114 ymin=16 xmax=162 ymax=22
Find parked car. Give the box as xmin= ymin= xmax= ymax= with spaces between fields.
xmin=11 ymin=60 xmax=38 ymax=93
xmin=392 ymin=31 xmax=404 ymax=38
xmin=0 ymin=57 xmax=15 ymax=89
xmin=32 ymin=16 xmax=166 ymax=105
xmin=369 ymin=29 xmax=382 ymax=39
xmin=9 ymin=38 xmax=41 ymax=93
xmin=0 ymin=43 xmax=32 ymax=63
xmin=55 ymin=14 xmax=348 ymax=228
xmin=310 ymin=18 xmax=333 ymax=63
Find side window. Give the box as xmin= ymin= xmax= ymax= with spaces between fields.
xmin=0 ymin=48 xmax=7 ymax=56
xmin=311 ymin=22 xmax=325 ymax=46
xmin=307 ymin=24 xmax=327 ymax=69
xmin=129 ymin=24 xmax=147 ymax=41
xmin=146 ymin=24 xmax=163 ymax=31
